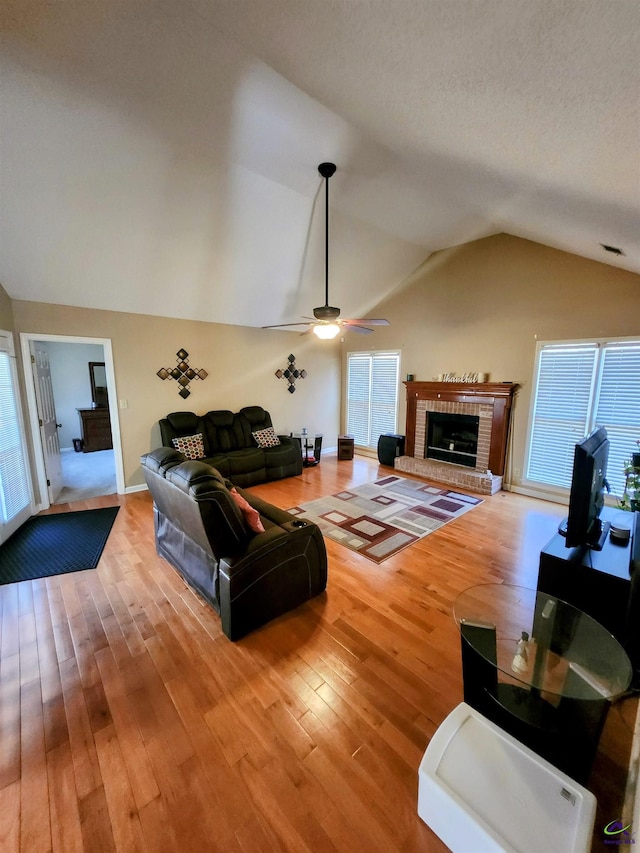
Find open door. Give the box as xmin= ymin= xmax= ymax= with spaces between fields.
xmin=0 ymin=331 xmax=33 ymax=542
xmin=29 ymin=341 xmax=64 ymax=503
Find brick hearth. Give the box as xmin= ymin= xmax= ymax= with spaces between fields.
xmin=395 ymin=455 xmax=503 ymax=495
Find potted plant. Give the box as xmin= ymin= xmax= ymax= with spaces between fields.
xmin=620 ymin=441 xmax=640 ymax=512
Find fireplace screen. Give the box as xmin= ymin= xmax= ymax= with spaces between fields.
xmin=426 ymin=412 xmax=479 ymax=468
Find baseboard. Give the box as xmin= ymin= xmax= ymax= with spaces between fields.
xmin=125 ymin=483 xmax=148 ymax=494
xmin=353 ymin=446 xmax=378 ymax=460
xmin=504 ymin=483 xmax=568 ymax=505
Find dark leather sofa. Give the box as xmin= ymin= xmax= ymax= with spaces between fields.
xmin=159 ymin=405 xmax=302 ymax=487
xmin=141 ymin=448 xmax=327 ymax=640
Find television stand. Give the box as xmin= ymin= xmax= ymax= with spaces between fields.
xmin=537 ymin=507 xmax=636 ymax=648
xmin=557 ymin=517 xmax=611 ymax=551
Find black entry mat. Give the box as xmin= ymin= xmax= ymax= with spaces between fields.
xmin=0 ymin=506 xmax=119 ymax=585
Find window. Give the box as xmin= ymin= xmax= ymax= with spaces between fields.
xmin=526 ymin=338 xmax=640 ymax=500
xmin=346 ymin=351 xmax=400 ymax=448
xmin=0 ymin=331 xmax=32 ymax=542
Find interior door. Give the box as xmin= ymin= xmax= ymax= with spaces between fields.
xmin=30 ymin=341 xmax=64 ymax=503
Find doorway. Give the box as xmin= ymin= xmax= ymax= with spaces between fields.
xmin=20 ymin=333 xmax=124 ymax=510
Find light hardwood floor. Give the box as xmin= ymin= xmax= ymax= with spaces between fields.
xmin=1 ymin=453 xmax=636 ymax=852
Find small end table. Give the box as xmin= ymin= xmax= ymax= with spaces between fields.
xmin=337 ymin=434 xmax=354 ymax=460
xmin=294 ymin=432 xmax=322 ymax=467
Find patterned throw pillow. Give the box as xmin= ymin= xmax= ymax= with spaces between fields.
xmin=229 ymin=487 xmax=265 ymax=534
xmin=172 ymin=433 xmax=205 ymax=460
xmin=252 ymin=427 xmax=281 ymax=448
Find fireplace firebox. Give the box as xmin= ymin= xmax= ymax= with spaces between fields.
xmin=426 ymin=412 xmax=479 ymax=468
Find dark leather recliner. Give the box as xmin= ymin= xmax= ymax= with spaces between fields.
xmin=158 ymin=406 xmax=302 ymax=487
xmin=140 ymin=448 xmax=327 ymax=640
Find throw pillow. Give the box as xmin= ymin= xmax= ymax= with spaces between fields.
xmin=229 ymin=487 xmax=265 ymax=534
xmin=252 ymin=426 xmax=281 ymax=448
xmin=171 ymin=433 xmax=205 ymax=460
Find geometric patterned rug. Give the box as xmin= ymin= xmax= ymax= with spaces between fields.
xmin=286 ymin=474 xmax=482 ymax=563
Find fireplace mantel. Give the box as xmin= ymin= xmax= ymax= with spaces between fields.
xmin=404 ymin=381 xmax=518 ymax=476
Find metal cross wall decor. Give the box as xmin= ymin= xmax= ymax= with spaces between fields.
xmin=275 ymin=354 xmax=307 ymax=393
xmin=157 ymin=349 xmax=208 ymax=398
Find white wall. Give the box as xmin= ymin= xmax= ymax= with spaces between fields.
xmin=44 ymin=341 xmax=105 ymax=449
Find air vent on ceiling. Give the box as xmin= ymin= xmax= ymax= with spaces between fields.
xmin=600 ymin=243 xmax=625 ymax=256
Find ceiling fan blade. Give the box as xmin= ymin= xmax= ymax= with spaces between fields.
xmin=344 ymin=324 xmax=373 ymax=334
xmin=261 ymin=322 xmax=314 ymax=329
xmin=343 ymin=318 xmax=390 ymax=326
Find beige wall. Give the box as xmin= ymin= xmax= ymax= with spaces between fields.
xmin=0 ymin=282 xmax=14 ymax=332
xmin=345 ymin=234 xmax=640 ymax=492
xmin=10 ymin=234 xmax=640 ymax=498
xmin=12 ymin=301 xmax=341 ymax=491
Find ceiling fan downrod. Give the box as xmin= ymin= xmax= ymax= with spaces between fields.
xmin=315 ymin=162 xmax=340 ymax=322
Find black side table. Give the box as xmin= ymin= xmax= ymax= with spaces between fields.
xmin=293 ymin=433 xmax=322 ymax=467
xmin=453 ymin=583 xmax=632 ymax=784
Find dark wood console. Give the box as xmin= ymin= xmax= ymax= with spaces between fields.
xmin=77 ymin=407 xmax=112 ymax=452
xmin=537 ymin=507 xmax=638 ymax=647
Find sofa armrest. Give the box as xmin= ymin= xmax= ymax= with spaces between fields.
xmin=218 ymin=522 xmax=327 ymax=640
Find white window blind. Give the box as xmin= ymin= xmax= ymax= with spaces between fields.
xmin=595 ymin=343 xmax=640 ymax=499
xmin=526 ymin=339 xmax=640 ymax=498
xmin=346 ymin=351 xmax=400 ymax=448
xmin=0 ymin=332 xmax=32 ymax=542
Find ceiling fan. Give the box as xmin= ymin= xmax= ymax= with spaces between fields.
xmin=262 ymin=162 xmax=390 ymax=339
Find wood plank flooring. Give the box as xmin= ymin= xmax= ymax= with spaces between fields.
xmin=0 ymin=453 xmax=635 ymax=852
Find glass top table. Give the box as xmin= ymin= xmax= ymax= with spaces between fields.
xmin=453 ymin=583 xmax=632 ymax=702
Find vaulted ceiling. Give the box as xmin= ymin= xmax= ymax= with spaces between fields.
xmin=1 ymin=0 xmax=638 ymax=330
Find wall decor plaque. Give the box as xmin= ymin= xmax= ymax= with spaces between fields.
xmin=157 ymin=349 xmax=208 ymax=398
xmin=275 ymin=354 xmax=307 ymax=393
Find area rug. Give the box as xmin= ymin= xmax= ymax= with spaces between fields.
xmin=287 ymin=475 xmax=482 ymax=563
xmin=0 ymin=506 xmax=119 ymax=585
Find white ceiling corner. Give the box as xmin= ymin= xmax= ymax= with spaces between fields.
xmin=0 ymin=0 xmax=638 ymax=329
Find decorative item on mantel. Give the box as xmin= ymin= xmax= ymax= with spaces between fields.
xmin=435 ymin=372 xmax=488 ymax=383
xmin=275 ymin=354 xmax=307 ymax=393
xmin=157 ymin=349 xmax=208 ymax=399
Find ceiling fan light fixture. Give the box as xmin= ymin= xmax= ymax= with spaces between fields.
xmin=313 ymin=323 xmax=340 ymax=340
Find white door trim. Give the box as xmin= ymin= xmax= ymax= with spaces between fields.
xmin=19 ymin=332 xmax=125 ymax=511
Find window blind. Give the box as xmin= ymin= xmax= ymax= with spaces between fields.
xmin=595 ymin=343 xmax=640 ymax=498
xmin=0 ymin=332 xmax=32 ymax=542
xmin=346 ymin=351 xmax=400 ymax=448
xmin=526 ymin=339 xmax=640 ymax=498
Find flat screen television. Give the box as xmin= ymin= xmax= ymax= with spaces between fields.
xmin=559 ymin=426 xmax=610 ymax=550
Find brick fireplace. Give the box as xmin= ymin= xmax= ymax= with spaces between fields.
xmin=395 ymin=381 xmax=518 ymax=494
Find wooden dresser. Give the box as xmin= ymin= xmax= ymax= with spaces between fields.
xmin=77 ymin=407 xmax=112 ymax=452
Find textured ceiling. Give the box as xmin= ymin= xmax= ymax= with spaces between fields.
xmin=1 ymin=0 xmax=638 ymax=329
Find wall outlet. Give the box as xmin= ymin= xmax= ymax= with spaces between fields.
xmin=119 ymin=399 xmax=128 ymax=409
xmin=514 ymin=467 xmax=521 ymax=479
